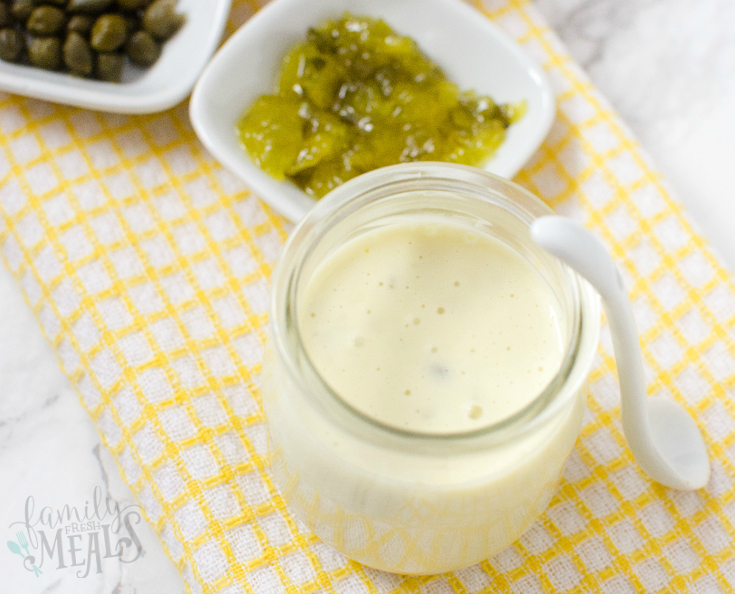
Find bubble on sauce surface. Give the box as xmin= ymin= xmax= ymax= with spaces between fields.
xmin=468 ymin=405 xmax=483 ymax=420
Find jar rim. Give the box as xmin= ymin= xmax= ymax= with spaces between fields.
xmin=269 ymin=163 xmax=601 ymax=449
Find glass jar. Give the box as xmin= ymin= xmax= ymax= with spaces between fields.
xmin=262 ymin=163 xmax=600 ymax=574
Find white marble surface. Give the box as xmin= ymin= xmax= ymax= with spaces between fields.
xmin=0 ymin=267 xmax=184 ymax=593
xmin=536 ymin=0 xmax=735 ymax=271
xmin=1 ymin=1 xmax=733 ymax=592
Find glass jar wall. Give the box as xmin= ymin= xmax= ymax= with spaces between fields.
xmin=262 ymin=163 xmax=600 ymax=574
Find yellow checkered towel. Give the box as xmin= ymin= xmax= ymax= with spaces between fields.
xmin=1 ymin=0 xmax=734 ymax=592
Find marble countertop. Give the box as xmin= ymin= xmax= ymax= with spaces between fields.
xmin=1 ymin=1 xmax=733 ymax=593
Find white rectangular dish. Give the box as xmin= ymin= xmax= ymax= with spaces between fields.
xmin=190 ymin=0 xmax=555 ymax=222
xmin=0 ymin=0 xmax=232 ymax=114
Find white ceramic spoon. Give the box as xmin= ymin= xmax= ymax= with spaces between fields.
xmin=532 ymin=216 xmax=710 ymax=491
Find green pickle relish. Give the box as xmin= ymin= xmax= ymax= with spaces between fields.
xmin=237 ymin=14 xmax=525 ymax=198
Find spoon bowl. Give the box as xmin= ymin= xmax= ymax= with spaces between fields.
xmin=646 ymin=396 xmax=711 ymax=489
xmin=7 ymin=540 xmax=22 ymax=556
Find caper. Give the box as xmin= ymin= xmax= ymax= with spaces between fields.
xmin=11 ymin=0 xmax=34 ymax=23
xmin=125 ymin=29 xmax=159 ymax=67
xmin=142 ymin=0 xmax=184 ymax=40
xmin=96 ymin=51 xmax=123 ymax=82
xmin=90 ymin=14 xmax=126 ymax=51
xmin=0 ymin=28 xmax=23 ymax=62
xmin=29 ymin=37 xmax=62 ymax=70
xmin=67 ymin=0 xmax=114 ymax=14
xmin=63 ymin=31 xmax=93 ymax=75
xmin=2 ymin=0 xmax=183 ymax=81
xmin=27 ymin=6 xmax=67 ymax=36
xmin=0 ymin=4 xmax=12 ymax=28
xmin=118 ymin=0 xmax=153 ymax=9
xmin=67 ymin=15 xmax=94 ymax=36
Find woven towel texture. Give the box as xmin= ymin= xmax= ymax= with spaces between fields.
xmin=0 ymin=0 xmax=734 ymax=592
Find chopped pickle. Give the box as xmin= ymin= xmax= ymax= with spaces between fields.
xmin=236 ymin=14 xmax=526 ymax=198
xmin=238 ymin=95 xmax=306 ymax=180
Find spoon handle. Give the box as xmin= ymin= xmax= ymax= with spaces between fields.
xmin=531 ymin=217 xmax=671 ymax=474
xmin=600 ymin=286 xmax=662 ymax=471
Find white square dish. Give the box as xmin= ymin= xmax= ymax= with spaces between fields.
xmin=190 ymin=0 xmax=555 ymax=222
xmin=0 ymin=0 xmax=232 ymax=114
